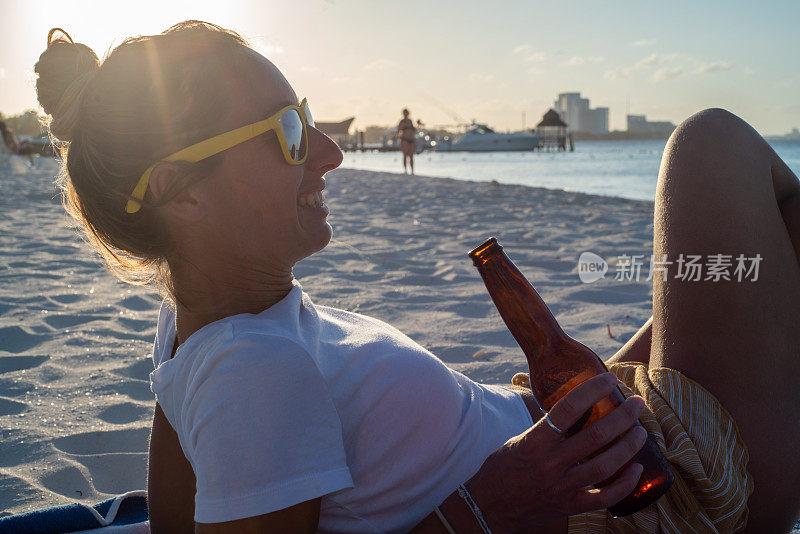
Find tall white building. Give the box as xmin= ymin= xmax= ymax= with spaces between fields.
xmin=553 ymin=92 xmax=609 ymax=134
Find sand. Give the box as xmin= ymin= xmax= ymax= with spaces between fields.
xmin=0 ymin=154 xmax=656 ymax=515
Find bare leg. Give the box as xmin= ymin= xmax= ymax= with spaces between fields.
xmin=403 ymin=154 xmax=408 ymax=174
xmin=410 ymin=154 xmax=415 ymax=175
xmin=649 ymin=108 xmax=800 ymax=532
xmin=607 ymin=316 xmax=652 ymax=366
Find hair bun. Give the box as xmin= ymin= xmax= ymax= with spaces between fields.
xmin=34 ymin=28 xmax=100 ymax=142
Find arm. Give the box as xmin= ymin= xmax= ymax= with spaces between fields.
xmin=148 ymin=402 xmax=322 ymax=534
xmin=409 ymin=373 xmax=647 ymax=533
xmin=194 ymin=500 xmax=320 ymax=533
xmin=148 ymin=402 xmax=195 ymax=534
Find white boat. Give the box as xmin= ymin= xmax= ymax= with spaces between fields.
xmin=434 ymin=123 xmax=540 ymax=152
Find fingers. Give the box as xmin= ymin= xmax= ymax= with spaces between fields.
xmin=569 ymin=462 xmax=644 ymax=514
xmin=547 ymin=373 xmax=619 ymax=434
xmin=559 ymin=395 xmax=645 ymax=462
xmin=562 ymin=424 xmax=648 ymax=490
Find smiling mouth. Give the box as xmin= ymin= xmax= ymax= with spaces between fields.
xmin=298 ymin=190 xmax=324 ymax=208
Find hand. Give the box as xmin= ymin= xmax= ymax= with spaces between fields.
xmin=466 ymin=372 xmax=647 ymax=533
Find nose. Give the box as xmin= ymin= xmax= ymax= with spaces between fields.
xmin=306 ymin=126 xmax=343 ymax=174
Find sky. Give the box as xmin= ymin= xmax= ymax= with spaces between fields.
xmin=0 ymin=0 xmax=798 ymax=134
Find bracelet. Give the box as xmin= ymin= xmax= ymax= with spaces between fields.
xmin=433 ymin=505 xmax=457 ymax=534
xmin=457 ymin=484 xmax=493 ymax=534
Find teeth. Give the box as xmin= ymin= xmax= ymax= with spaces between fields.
xmin=298 ymin=191 xmax=325 ymax=208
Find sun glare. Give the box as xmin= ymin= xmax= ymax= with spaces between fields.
xmin=28 ymin=0 xmax=241 ymax=62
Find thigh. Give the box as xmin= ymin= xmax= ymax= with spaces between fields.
xmin=650 ymin=109 xmax=800 ymax=531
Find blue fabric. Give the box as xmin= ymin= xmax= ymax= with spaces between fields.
xmin=0 ymin=492 xmax=148 ymax=534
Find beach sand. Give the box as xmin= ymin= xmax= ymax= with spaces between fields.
xmin=0 ymin=155 xmax=656 ymax=515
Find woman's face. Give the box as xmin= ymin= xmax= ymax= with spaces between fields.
xmin=198 ymin=49 xmax=343 ymax=273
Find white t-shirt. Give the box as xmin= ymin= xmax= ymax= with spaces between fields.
xmin=150 ymin=283 xmax=534 ymax=533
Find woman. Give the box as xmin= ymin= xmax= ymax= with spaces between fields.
xmin=33 ymin=21 xmax=800 ymax=533
xmin=397 ymin=108 xmax=416 ymax=174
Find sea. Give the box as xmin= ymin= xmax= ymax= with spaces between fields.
xmin=341 ymin=139 xmax=800 ymax=203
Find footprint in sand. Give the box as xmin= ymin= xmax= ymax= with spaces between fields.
xmin=98 ymin=380 xmax=155 ymax=402
xmin=0 ymin=326 xmax=50 ymax=353
xmin=0 ymin=355 xmax=49 ymax=374
xmin=116 ymin=317 xmax=154 ymax=333
xmin=48 ymin=293 xmax=84 ymax=305
xmin=0 ymin=377 xmax=35 ymax=396
xmin=53 ymin=428 xmax=151 ymax=456
xmin=119 ymin=295 xmax=158 ymax=312
xmin=0 ymin=472 xmax=42 ymax=512
xmin=37 ymin=461 xmax=94 ymax=500
xmin=75 ymin=452 xmax=148 ymax=495
xmin=97 ymin=402 xmax=152 ymax=425
xmin=0 ymin=397 xmax=28 ymax=416
xmin=112 ymin=358 xmax=154 ymax=382
xmin=44 ymin=314 xmax=107 ymax=330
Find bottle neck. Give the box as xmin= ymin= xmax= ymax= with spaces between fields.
xmin=474 ymin=250 xmax=569 ymax=363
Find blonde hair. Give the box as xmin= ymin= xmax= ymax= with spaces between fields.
xmin=35 ymin=21 xmax=254 ymax=295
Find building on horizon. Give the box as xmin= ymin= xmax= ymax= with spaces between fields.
xmin=626 ymin=114 xmax=676 ymax=136
xmin=765 ymin=127 xmax=800 ymax=141
xmin=553 ymin=92 xmax=609 ymax=135
xmin=315 ymin=117 xmax=355 ymax=148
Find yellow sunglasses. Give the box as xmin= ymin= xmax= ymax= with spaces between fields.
xmin=125 ymin=98 xmax=314 ymax=213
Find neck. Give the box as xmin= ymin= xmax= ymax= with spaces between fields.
xmin=170 ymin=258 xmax=295 ymax=344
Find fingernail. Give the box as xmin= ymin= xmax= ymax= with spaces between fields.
xmin=633 ymin=462 xmax=643 ymax=477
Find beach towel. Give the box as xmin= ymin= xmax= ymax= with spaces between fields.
xmin=0 ymin=490 xmax=150 ymax=534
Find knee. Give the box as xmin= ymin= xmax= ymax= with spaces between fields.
xmin=669 ymin=108 xmax=755 ymax=152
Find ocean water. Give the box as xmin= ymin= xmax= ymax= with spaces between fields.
xmin=341 ymin=140 xmax=800 ymax=202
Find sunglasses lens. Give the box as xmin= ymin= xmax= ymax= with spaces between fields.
xmin=302 ymin=101 xmax=314 ymax=127
xmin=281 ymin=108 xmax=306 ymax=162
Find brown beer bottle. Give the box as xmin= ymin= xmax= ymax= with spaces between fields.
xmin=468 ymin=237 xmax=673 ymax=517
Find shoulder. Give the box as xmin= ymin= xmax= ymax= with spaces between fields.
xmin=190 ymin=328 xmax=319 ymax=389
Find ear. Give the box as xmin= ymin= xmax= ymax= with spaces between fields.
xmin=148 ymin=162 xmax=208 ymax=223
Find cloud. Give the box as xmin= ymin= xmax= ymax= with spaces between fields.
xmin=650 ymin=66 xmax=684 ymax=83
xmin=512 ymin=45 xmax=547 ymax=63
xmin=695 ymin=61 xmax=733 ymax=74
xmin=363 ymin=59 xmax=396 ymax=71
xmin=251 ymin=38 xmax=284 ymax=58
xmin=604 ymin=66 xmax=631 ymax=80
xmin=631 ymin=39 xmax=657 ymax=47
xmin=0 ymin=67 xmax=6 ymax=79
xmin=524 ymin=51 xmax=548 ymax=63
xmin=563 ymin=55 xmax=604 ymax=66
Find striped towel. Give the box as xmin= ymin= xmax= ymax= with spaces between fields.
xmin=568 ymin=363 xmax=754 ymax=534
xmin=0 ymin=490 xmax=149 ymax=534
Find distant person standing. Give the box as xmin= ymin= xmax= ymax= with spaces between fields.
xmin=396 ymin=108 xmax=416 ymax=174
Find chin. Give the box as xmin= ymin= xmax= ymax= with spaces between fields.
xmin=303 ymin=223 xmax=333 ymax=259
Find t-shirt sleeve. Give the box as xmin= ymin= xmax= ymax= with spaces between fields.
xmin=182 ymin=332 xmax=353 ymax=523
